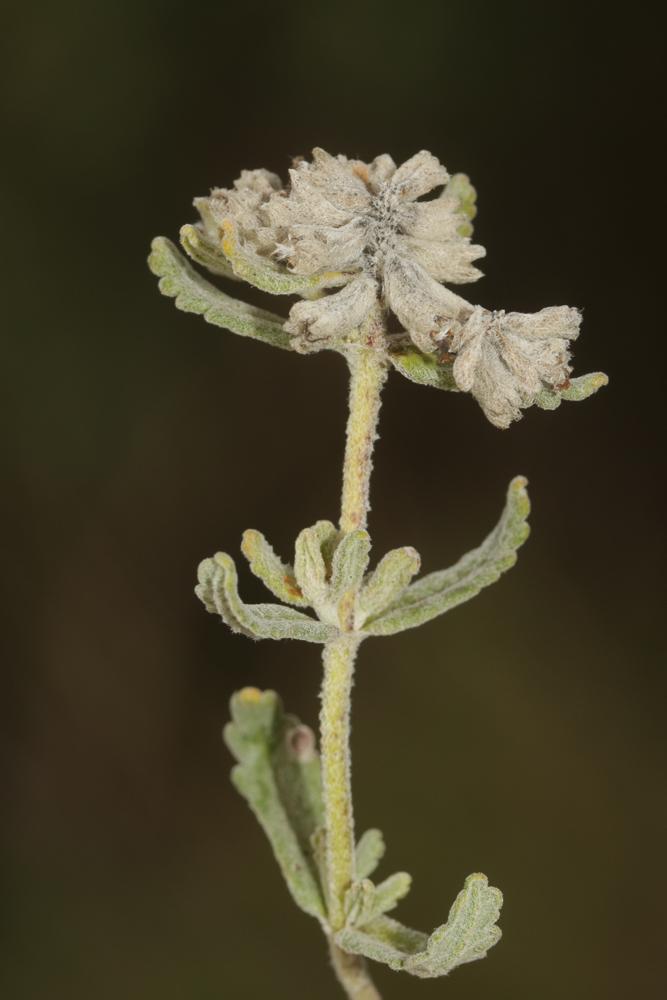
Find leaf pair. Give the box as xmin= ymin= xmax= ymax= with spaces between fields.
xmin=336 ymin=872 xmax=503 ymax=978
xmin=196 ymin=479 xmax=532 ymax=642
xmin=226 ymin=688 xmax=503 ymax=979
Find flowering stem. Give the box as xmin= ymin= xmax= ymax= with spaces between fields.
xmin=340 ymin=341 xmax=388 ymax=534
xmin=320 ymin=339 xmax=388 ymax=998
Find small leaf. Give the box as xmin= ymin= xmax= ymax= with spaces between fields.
xmin=389 ymin=344 xmax=458 ymax=391
xmin=219 ymin=219 xmax=351 ymax=296
xmin=344 ymin=879 xmax=377 ymax=929
xmin=444 ymin=173 xmax=478 ymax=237
xmin=355 ymin=829 xmax=386 ymax=879
xmin=372 ymin=872 xmax=412 ymax=918
xmin=293 ymin=521 xmax=339 ymax=610
xmin=196 ymin=552 xmax=336 ymax=643
xmin=535 ymin=371 xmax=609 ymax=410
xmin=329 ymin=529 xmax=371 ymax=628
xmin=148 ymin=237 xmax=291 ymax=350
xmin=224 ymin=688 xmax=326 ymax=922
xmin=241 ymin=529 xmax=309 ymax=608
xmin=344 ymin=872 xmax=410 ymax=928
xmin=357 ymin=547 xmax=421 ymax=626
xmin=404 ymin=873 xmax=503 ymax=978
xmin=363 ymin=477 xmax=530 ymax=636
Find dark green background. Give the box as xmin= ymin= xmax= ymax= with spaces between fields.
xmin=2 ymin=2 xmax=664 ymax=997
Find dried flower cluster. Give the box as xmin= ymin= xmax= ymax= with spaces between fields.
xmin=194 ymin=149 xmax=583 ymax=427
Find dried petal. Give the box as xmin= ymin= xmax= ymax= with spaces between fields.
xmin=450 ymin=306 xmax=582 ymax=428
xmin=383 ymin=252 xmax=471 ymax=353
xmin=279 ymin=218 xmax=368 ymax=276
xmin=367 ymin=154 xmax=397 ymax=192
xmin=400 ymin=236 xmax=485 ymax=284
xmin=285 ymin=274 xmax=378 ymax=353
xmin=389 ymin=151 xmax=449 ymax=200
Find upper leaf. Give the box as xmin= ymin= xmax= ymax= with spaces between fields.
xmin=148 ymin=237 xmax=291 ymax=350
xmin=362 ymin=477 xmax=530 ymax=636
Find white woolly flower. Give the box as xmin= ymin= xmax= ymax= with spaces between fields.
xmin=195 ymin=148 xmax=484 ymax=353
xmin=446 ymin=306 xmax=581 ymax=428
xmin=269 ymin=149 xmax=484 ymax=352
xmin=189 ymin=149 xmax=592 ymax=428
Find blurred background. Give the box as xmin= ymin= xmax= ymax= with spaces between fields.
xmin=2 ymin=1 xmax=665 ymax=997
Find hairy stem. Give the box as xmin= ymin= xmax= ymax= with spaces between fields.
xmin=340 ymin=343 xmax=388 ymax=534
xmin=320 ymin=339 xmax=388 ymax=998
xmin=320 ymin=634 xmax=361 ymax=930
xmin=329 ymin=938 xmax=382 ymax=999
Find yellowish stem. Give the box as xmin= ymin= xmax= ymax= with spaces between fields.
xmin=320 ymin=339 xmax=388 ymax=998
xmin=320 ymin=634 xmax=361 ymax=930
xmin=340 ymin=345 xmax=388 ymax=534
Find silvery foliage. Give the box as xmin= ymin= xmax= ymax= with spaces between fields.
xmin=195 ymin=478 xmax=530 ymax=642
xmin=149 ymin=149 xmax=606 ymax=985
xmin=226 ymin=688 xmax=503 ymax=979
xmin=149 ymin=147 xmax=607 ymax=428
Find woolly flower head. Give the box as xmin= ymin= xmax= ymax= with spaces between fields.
xmin=190 ymin=148 xmax=597 ymax=428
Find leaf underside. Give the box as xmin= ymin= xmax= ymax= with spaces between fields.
xmin=148 ymin=236 xmax=292 ymax=350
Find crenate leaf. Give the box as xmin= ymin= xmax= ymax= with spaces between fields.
xmin=335 ymin=874 xmax=502 ymax=978
xmin=293 ymin=521 xmax=339 ymax=610
xmin=195 ymin=552 xmax=336 ymax=643
xmin=404 ymin=873 xmax=503 ymax=978
xmin=535 ymin=371 xmax=609 ymax=410
xmin=219 ymin=219 xmax=351 ymax=296
xmin=241 ymin=529 xmax=309 ymax=608
xmin=389 ymin=344 xmax=458 ymax=392
xmin=357 ymin=546 xmax=421 ymax=626
xmin=355 ymin=829 xmax=386 ymax=879
xmin=363 ymin=477 xmax=530 ymax=636
xmin=148 ymin=237 xmax=291 ymax=350
xmin=224 ymin=688 xmax=326 ymax=922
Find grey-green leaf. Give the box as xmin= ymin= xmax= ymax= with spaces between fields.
xmin=389 ymin=345 xmax=458 ymax=392
xmin=336 ymin=915 xmax=428 ymax=972
xmin=240 ymin=529 xmax=309 ymax=608
xmin=336 ymin=874 xmax=502 ymax=978
xmin=196 ymin=552 xmax=336 ymax=642
xmin=224 ymin=688 xmax=326 ymax=922
xmin=148 ymin=237 xmax=292 ymax=350
xmin=355 ymin=829 xmax=386 ymax=880
xmin=293 ymin=521 xmax=339 ymax=610
xmin=363 ymin=477 xmax=530 ymax=636
xmin=404 ymin=873 xmax=503 ymax=978
xmin=329 ymin=529 xmax=371 ymax=628
xmin=357 ymin=546 xmax=421 ymax=626
xmin=535 ymin=371 xmax=609 ymax=411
